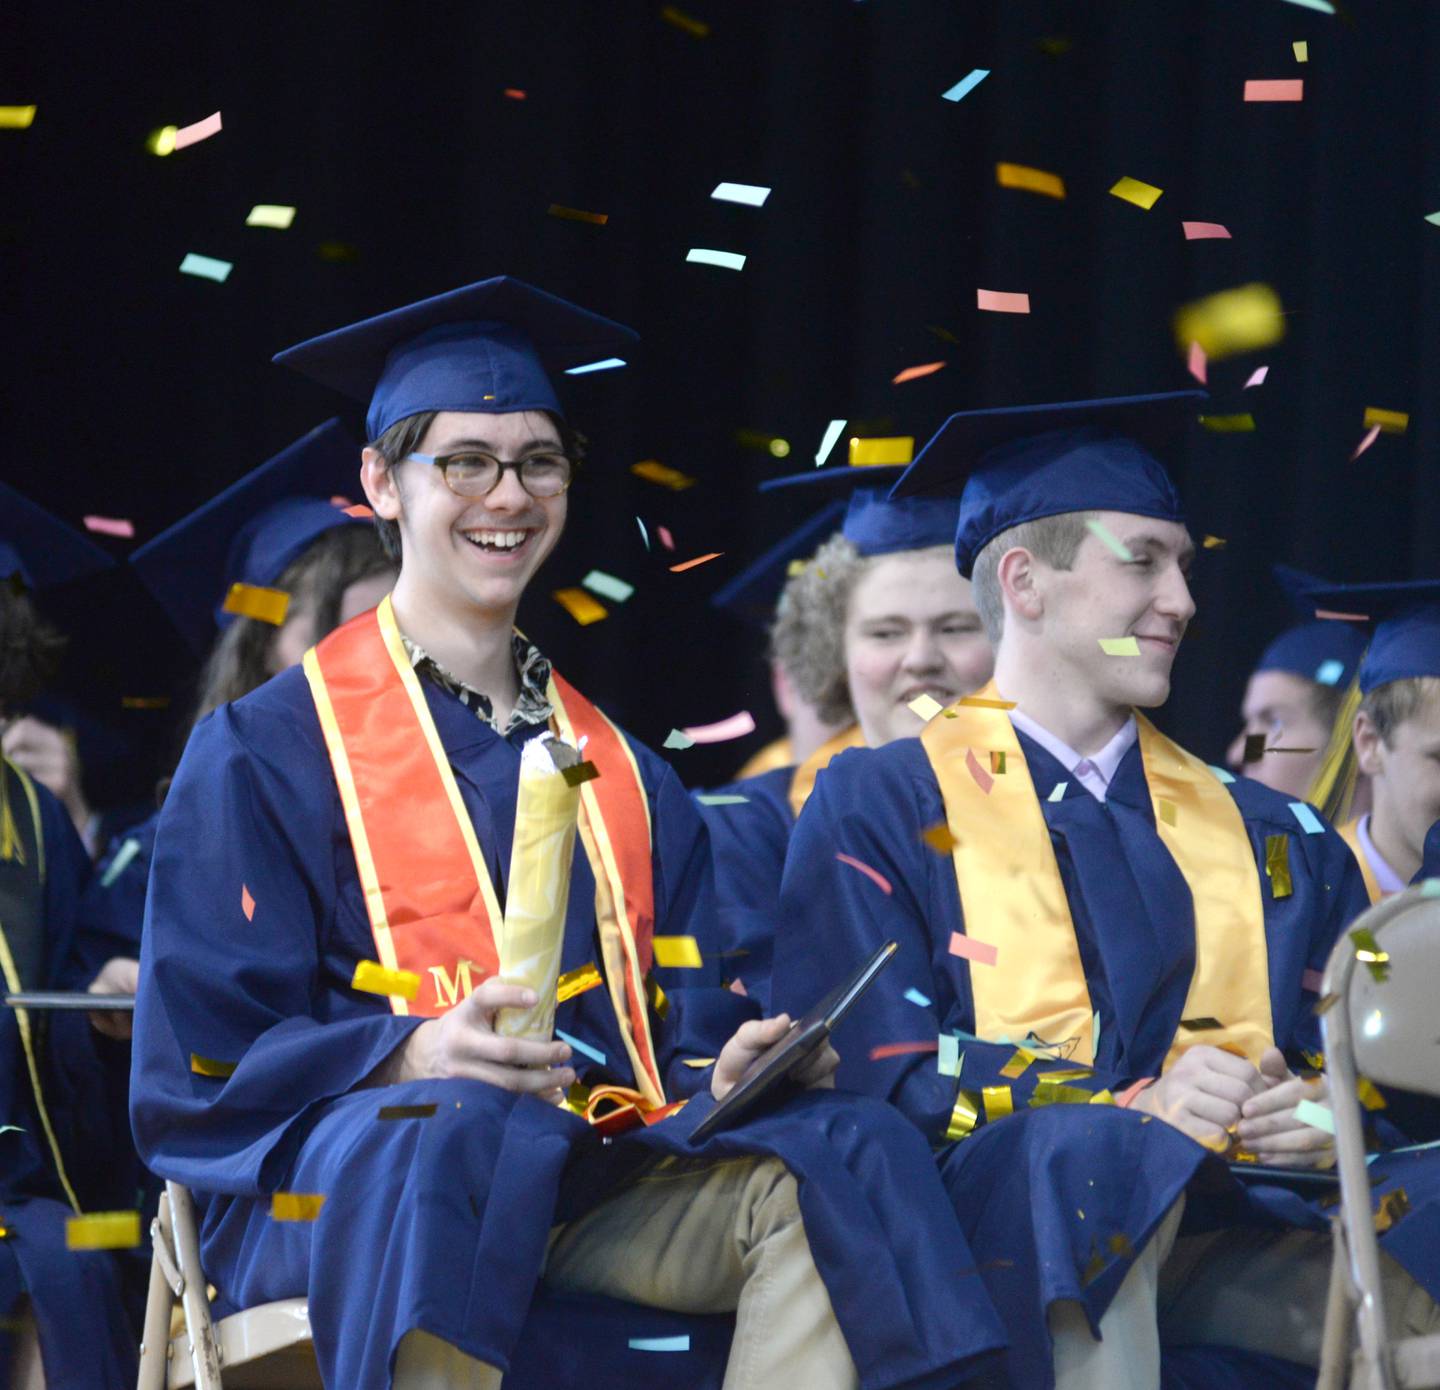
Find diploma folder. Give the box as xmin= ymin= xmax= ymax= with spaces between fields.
xmin=689 ymin=940 xmax=898 ymax=1142
xmin=4 ymin=992 xmax=135 ymax=1011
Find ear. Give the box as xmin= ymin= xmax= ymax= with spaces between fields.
xmin=361 ymin=447 xmax=403 ymax=523
xmin=771 ymin=659 xmax=798 ymax=721
xmin=1352 ymin=708 xmax=1386 ymax=777
xmin=995 ymin=546 xmax=1044 ymax=626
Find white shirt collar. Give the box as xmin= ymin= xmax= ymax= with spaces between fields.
xmin=1008 ymin=710 xmax=1138 ymax=803
xmin=1357 ymin=814 xmax=1408 ymax=895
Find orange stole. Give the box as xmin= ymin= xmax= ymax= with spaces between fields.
xmin=303 ymin=597 xmax=664 ymax=1101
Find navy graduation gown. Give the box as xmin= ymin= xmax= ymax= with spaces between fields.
xmin=132 ymin=665 xmax=1006 ymax=1390
xmin=695 ymin=765 xmax=794 ymax=1009
xmin=773 ymin=730 xmax=1374 ymax=1388
xmin=0 ymin=775 xmax=136 ymax=1389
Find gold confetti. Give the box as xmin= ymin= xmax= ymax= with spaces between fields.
xmin=849 ymin=436 xmax=914 ymax=466
xmin=996 ymin=162 xmax=1066 ymax=199
xmin=0 ymin=107 xmax=38 ymax=130
xmin=1293 ymin=40 xmax=1309 ymax=62
xmin=1357 ymin=1077 xmax=1387 ymax=1111
xmin=246 ymin=204 xmax=297 ymax=229
xmin=646 ymin=976 xmax=671 ymax=1019
xmin=983 ymin=1085 xmax=1014 ymax=1121
xmin=351 ymin=960 xmax=421 ymax=1001
xmin=660 ymin=5 xmax=710 ymax=37
xmin=547 ymin=204 xmax=610 ymax=225
xmin=145 ymin=125 xmax=178 ymax=156
xmin=271 ymin=1192 xmax=325 ymax=1222
xmin=561 ymin=760 xmax=600 ymax=787
xmin=1265 ymin=834 xmax=1293 ymax=900
xmin=958 ymin=695 xmax=1018 ymax=710
xmin=921 ymin=821 xmax=957 ymax=854
xmin=553 ymin=588 xmax=608 ymax=626
xmin=190 ymin=1053 xmax=237 ymax=1078
xmin=1157 ymin=799 xmax=1178 ymax=826
xmin=222 ymin=582 xmax=290 ymax=625
xmin=1174 ymin=283 xmax=1285 ymax=360
xmin=652 ymin=935 xmax=703 ymax=968
xmin=557 ymin=961 xmax=604 ymax=1003
xmin=1109 ymin=176 xmax=1163 ymax=210
xmin=989 ymin=750 xmax=1007 ymax=775
xmin=1107 ymin=1232 xmax=1136 ymax=1259
xmin=1375 ymin=1188 xmax=1410 ymax=1234
xmin=1198 ymin=413 xmax=1257 ymax=433
xmin=945 ymin=1089 xmax=982 ymax=1141
xmin=66 ymin=1211 xmax=140 ymax=1250
xmin=1202 ymin=534 xmax=1228 ymax=550
xmin=631 ymin=459 xmax=696 ymax=490
xmin=1180 ymin=1016 xmax=1224 ymax=1031
xmin=999 ymin=1048 xmax=1034 ymax=1079
xmin=1363 ymin=407 xmax=1409 ymax=435
xmin=1349 ymin=927 xmax=1390 ymax=982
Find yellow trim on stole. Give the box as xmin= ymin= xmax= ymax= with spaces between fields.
xmin=922 ymin=681 xmax=1273 ymax=1068
xmin=1337 ymin=818 xmax=1383 ymax=905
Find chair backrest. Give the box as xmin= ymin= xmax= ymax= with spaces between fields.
xmin=1344 ymin=886 xmax=1440 ymax=1098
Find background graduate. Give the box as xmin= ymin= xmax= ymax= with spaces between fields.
xmin=771 ymin=392 xmax=1439 ymax=1389
xmin=130 ymin=276 xmax=1007 ymax=1390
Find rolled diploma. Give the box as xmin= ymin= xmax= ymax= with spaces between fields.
xmin=496 ymin=736 xmax=581 ymax=1039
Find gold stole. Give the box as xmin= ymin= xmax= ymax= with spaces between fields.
xmin=921 ymin=681 xmax=1274 ymax=1068
xmin=1338 ymin=819 xmax=1383 ymax=906
xmin=735 ymin=736 xmax=793 ymax=781
xmin=787 ymin=725 xmax=867 ymax=819
xmin=303 ymin=596 xmax=665 ymax=1105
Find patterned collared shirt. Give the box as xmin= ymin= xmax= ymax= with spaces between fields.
xmin=401 ymin=632 xmax=554 ymax=736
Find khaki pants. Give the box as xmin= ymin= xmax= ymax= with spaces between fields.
xmin=1048 ymin=1196 xmax=1440 ymax=1390
xmin=394 ymin=1155 xmax=855 ymax=1390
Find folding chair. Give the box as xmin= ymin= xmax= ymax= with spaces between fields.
xmin=1317 ymin=883 xmax=1440 ymax=1390
xmin=135 ymin=1180 xmax=319 ymax=1389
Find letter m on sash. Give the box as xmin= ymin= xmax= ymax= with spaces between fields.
xmin=428 ymin=959 xmax=480 ymax=1010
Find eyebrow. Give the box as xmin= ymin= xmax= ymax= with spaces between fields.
xmin=1126 ymin=533 xmax=1196 ymax=566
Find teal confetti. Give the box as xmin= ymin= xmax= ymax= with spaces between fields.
xmin=1279 ymin=0 xmax=1335 ymax=12
xmin=1289 ymin=802 xmax=1325 ymax=835
xmin=1209 ymin=765 xmax=1236 ymax=784
xmin=582 ymin=569 xmax=635 ymax=603
xmin=696 ymin=793 xmax=749 ymax=805
xmin=628 ymin=1336 xmax=690 ymax=1352
xmin=555 ymin=1029 xmax=606 ymax=1067
xmin=1047 ymin=781 xmax=1068 ymax=802
xmin=903 ymin=987 xmax=932 ymax=1008
xmin=937 ymin=1035 xmax=962 ymax=1077
xmin=942 ymin=69 xmax=990 ymax=102
xmin=1314 ymin=659 xmax=1344 ymax=686
xmin=100 ymin=837 xmax=141 ymax=888
xmin=635 ymin=516 xmax=651 ymax=550
xmin=665 ymin=729 xmax=696 ymax=750
xmin=179 ymin=252 xmax=233 ymax=282
xmin=564 ymin=358 xmax=627 ymax=375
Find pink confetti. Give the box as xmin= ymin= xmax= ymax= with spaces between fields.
xmin=82 ymin=515 xmax=135 ymax=538
xmin=1182 ymin=221 xmax=1232 ymax=240
xmin=1244 ymin=79 xmax=1303 ymax=103
xmin=657 ymin=525 xmax=675 ymax=551
xmin=1186 ymin=341 xmax=1207 ymax=385
xmin=893 ymin=360 xmax=947 ymax=385
xmin=1301 ymin=968 xmax=1324 ymax=993
xmin=948 ymin=931 xmax=998 ymax=967
xmin=341 ymin=503 xmax=374 ymax=519
xmin=241 ymin=884 xmax=255 ymax=921
xmin=504 ymin=88 xmax=527 ymax=100
xmin=1244 ymin=365 xmax=1269 ymax=389
xmin=681 ymin=710 xmax=757 ymax=744
xmin=173 ymin=110 xmax=223 ymax=149
xmin=1350 ymin=425 xmax=1381 ymax=461
xmin=835 ymin=852 xmax=893 ymax=895
xmin=965 ymin=747 xmax=994 ymax=795
xmin=870 ymin=1040 xmax=940 ymax=1061
xmin=728 ymin=976 xmax=748 ymax=997
xmin=976 ymin=288 xmax=1031 ymax=314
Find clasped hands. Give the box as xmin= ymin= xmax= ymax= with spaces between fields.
xmin=383 ymin=976 xmax=839 ymax=1104
xmin=1129 ymin=1044 xmax=1334 ymax=1168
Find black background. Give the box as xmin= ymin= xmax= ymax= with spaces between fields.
xmin=4 ymin=0 xmax=1437 ymax=804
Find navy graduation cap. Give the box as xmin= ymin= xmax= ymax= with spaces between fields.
xmin=0 ymin=482 xmax=113 ymax=591
xmin=889 ymin=392 xmax=1204 ymax=577
xmin=1283 ymin=576 xmax=1440 ymax=694
xmin=759 ymin=465 xmax=960 ymax=558
xmin=1257 ymin=565 xmax=1368 ymax=689
xmin=709 ymin=499 xmax=849 ymax=628
xmin=272 ymin=276 xmax=639 ymax=441
xmin=130 ymin=419 xmax=368 ymax=653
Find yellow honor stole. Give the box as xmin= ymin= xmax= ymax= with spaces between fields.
xmin=1337 ymin=818 xmax=1383 ymax=905
xmin=920 ymin=681 xmax=1274 ymax=1069
xmin=787 ymin=725 xmax=867 ymax=819
xmin=303 ymin=595 xmax=666 ymax=1106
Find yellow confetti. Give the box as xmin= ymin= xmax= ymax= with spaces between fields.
xmin=1198 ymin=413 xmax=1257 ymax=433
xmin=848 ymin=436 xmax=914 ymax=466
xmin=351 ymin=960 xmax=421 ymax=1001
xmin=1363 ymin=407 xmax=1409 ymax=435
xmin=646 ymin=976 xmax=670 ymax=1019
xmin=652 ymin=935 xmax=703 ymax=968
xmin=1157 ymin=798 xmax=1178 ymax=826
xmin=557 ymin=961 xmax=604 ymax=1003
xmin=1265 ymin=834 xmax=1293 ymax=900
xmin=631 ymin=459 xmax=696 ymax=490
xmin=1202 ymin=534 xmax=1228 ymax=550
xmin=145 ymin=125 xmax=178 ymax=156
xmin=682 ymin=1057 xmax=717 ymax=1068
xmin=222 ymin=582 xmax=290 ymax=625
xmin=271 ymin=1192 xmax=325 ymax=1222
xmin=1293 ymin=41 xmax=1309 ymax=63
xmin=907 ymin=693 xmax=945 ymax=721
xmin=958 ymin=695 xmax=1018 ymax=710
xmin=553 ymin=587 xmax=608 ymax=626
xmin=996 ymin=162 xmax=1066 ymax=199
xmin=0 ymin=106 xmax=37 ymax=129
xmin=921 ymin=821 xmax=957 ymax=854
xmin=66 ymin=1211 xmax=141 ymax=1250
xmin=190 ymin=1053 xmax=237 ymax=1078
xmin=945 ymin=1088 xmax=982 ymax=1141
xmin=1174 ymin=283 xmax=1285 ymax=360
xmin=1099 ymin=637 xmax=1141 ymax=656
xmin=1109 ymin=176 xmax=1163 ymax=210
xmin=1357 ymin=1077 xmax=1387 ymax=1111
xmin=246 ymin=204 xmax=297 ymax=229
xmin=983 ymin=1085 xmax=1014 ymax=1121
xmin=660 ymin=4 xmax=710 ymax=37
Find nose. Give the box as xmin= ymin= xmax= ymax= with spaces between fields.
xmin=1224 ymin=727 xmax=1247 ymax=771
xmin=482 ymin=466 xmax=533 ymax=513
xmin=1154 ymin=564 xmax=1197 ymax=627
xmin=900 ymin=627 xmax=945 ymax=674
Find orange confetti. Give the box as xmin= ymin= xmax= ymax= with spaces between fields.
xmin=948 ymin=932 xmax=998 ymax=967
xmin=869 ymin=1040 xmax=940 ymax=1061
xmin=976 ymin=288 xmax=1031 ymax=314
xmin=892 ymin=361 xmax=947 ymax=385
xmin=504 ymin=88 xmax=527 ymax=100
xmin=669 ymin=552 xmax=723 ymax=573
xmin=1244 ymin=79 xmax=1303 ymax=102
xmin=548 ymin=204 xmax=609 ymax=225
xmin=660 ymin=5 xmax=710 ymax=37
xmin=241 ymin=885 xmax=255 ymax=921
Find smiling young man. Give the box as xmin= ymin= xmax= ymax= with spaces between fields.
xmin=130 ymin=278 xmax=1006 ymax=1390
xmin=770 ymin=394 xmax=1440 ymax=1389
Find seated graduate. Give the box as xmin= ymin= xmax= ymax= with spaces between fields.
xmin=771 ymin=392 xmax=1440 ymax=1389
xmin=0 ymin=505 xmax=137 ymax=1389
xmin=709 ymin=499 xmax=853 ymax=781
xmin=130 ymin=277 xmax=1007 ymax=1390
xmin=72 ymin=419 xmax=397 ymax=1019
xmin=700 ymin=460 xmax=992 ymax=1005
xmin=1224 ymin=565 xmax=1368 ymax=805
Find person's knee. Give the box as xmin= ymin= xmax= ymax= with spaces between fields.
xmin=740 ymin=1157 xmax=803 ymax=1249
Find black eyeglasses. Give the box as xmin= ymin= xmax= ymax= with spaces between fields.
xmin=405 ymin=450 xmax=575 ymax=499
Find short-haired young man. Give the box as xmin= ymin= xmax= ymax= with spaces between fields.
xmin=130 ymin=278 xmax=1005 ymax=1390
xmin=772 ymin=394 xmax=1440 ymax=1389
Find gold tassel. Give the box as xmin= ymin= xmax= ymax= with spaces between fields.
xmin=0 ymin=766 xmax=23 ymax=865
xmin=1307 ymin=673 xmax=1364 ymax=825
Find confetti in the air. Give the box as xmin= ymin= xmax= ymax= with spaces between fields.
xmin=893 ymin=361 xmax=946 ymax=385
xmin=271 ymin=1193 xmax=325 ymax=1222
xmin=581 ymin=570 xmax=634 ymax=603
xmin=850 ymin=436 xmax=914 ymax=466
xmin=554 ymin=587 xmax=608 ymax=625
xmin=1363 ymin=407 xmax=1409 ymax=434
xmin=1280 ymin=0 xmax=1334 ymax=11
xmin=657 ymin=526 xmax=675 ymax=550
xmin=179 ymin=253 xmax=234 ymax=284
xmin=653 ymin=935 xmax=704 ymax=968
xmin=1099 ymin=637 xmax=1141 ymax=656
xmin=1203 ymin=534 xmax=1229 ymax=548
xmin=664 ymin=729 xmax=695 ymax=749
xmin=1176 ymin=283 xmax=1285 ymax=358
xmin=246 ymin=204 xmax=297 ymax=229
xmin=942 ymin=69 xmax=990 ymax=103
xmin=908 ymin=693 xmax=946 ymax=721
xmin=948 ymin=931 xmax=998 ymax=967
xmin=686 ymin=248 xmax=746 ymax=271
xmin=66 ymin=1212 xmax=141 ymax=1250
xmin=223 ymin=582 xmax=288 ymax=624
xmin=835 ymin=852 xmax=893 ymax=895
xmin=711 ymin=182 xmax=771 ymax=206
xmin=631 ymin=459 xmax=696 ymax=490
xmin=548 ymin=204 xmax=609 ymax=225
xmin=1293 ymin=41 xmax=1309 ymax=62
xmin=815 ymin=419 xmax=847 ymax=466
xmin=565 ymin=358 xmax=627 ymax=375
xmin=976 ymin=288 xmax=1031 ymax=314
xmin=504 ymin=88 xmax=527 ymax=100
xmin=1182 ymin=221 xmax=1232 ymax=240
xmin=1187 ymin=341 xmax=1207 ymax=384
xmin=1199 ymin=413 xmax=1256 ymax=433
xmin=661 ymin=5 xmax=710 ymax=38
xmin=682 ymin=710 xmax=757 ymax=744
xmin=174 ymin=111 xmax=223 ymax=148
xmin=241 ymin=885 xmax=255 ymax=921
xmin=1351 ymin=425 xmax=1381 ymax=461
xmin=903 ymin=987 xmax=932 ymax=1008
xmin=99 ymin=838 xmax=142 ymax=887
xmin=0 ymin=106 xmax=37 ymax=129
xmin=1245 ymin=365 xmax=1269 ymax=388
xmin=669 ymin=552 xmax=723 ymax=573
xmin=996 ymin=162 xmax=1066 ymax=199
xmin=83 ymin=515 xmax=134 ymax=538
xmin=1109 ymin=176 xmax=1163 ymax=210
xmin=870 ymin=1040 xmax=941 ymax=1061
xmin=351 ymin=960 xmax=421 ymax=1001
xmin=1245 ymin=79 xmax=1304 ymax=102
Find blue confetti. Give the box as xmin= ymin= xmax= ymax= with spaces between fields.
xmin=628 ymin=1336 xmax=691 ymax=1352
xmin=937 ymin=1034 xmax=962 ymax=1077
xmin=1314 ymin=658 xmax=1345 ymax=686
xmin=179 ymin=252 xmax=233 ymax=283
xmin=903 ymin=987 xmax=932 ymax=1008
xmin=565 ymin=357 xmax=627 ymax=375
xmin=1288 ymin=801 xmax=1325 ymax=835
xmin=99 ymin=837 xmax=142 ymax=888
xmin=942 ymin=69 xmax=990 ymax=103
xmin=1209 ymin=765 xmax=1236 ymax=784
xmin=555 ymin=1028 xmax=606 ymax=1067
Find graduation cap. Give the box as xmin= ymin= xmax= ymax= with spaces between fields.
xmin=888 ymin=392 xmax=1204 ymax=577
xmin=758 ymin=465 xmax=961 ymax=557
xmin=0 ymin=482 xmax=114 ymax=591
xmin=130 ymin=419 xmax=368 ymax=653
xmin=1284 ymin=576 xmax=1440 ymax=694
xmin=709 ymin=499 xmax=848 ymax=628
xmin=272 ymin=276 xmax=639 ymax=441
xmin=1255 ymin=565 xmax=1368 ymax=688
